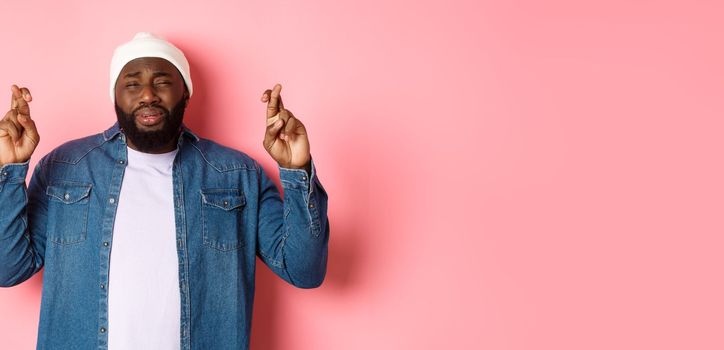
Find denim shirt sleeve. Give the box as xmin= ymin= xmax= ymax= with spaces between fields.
xmin=256 ymin=160 xmax=330 ymax=288
xmin=0 ymin=160 xmax=47 ymax=287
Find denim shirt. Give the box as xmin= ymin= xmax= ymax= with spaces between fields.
xmin=0 ymin=123 xmax=329 ymax=349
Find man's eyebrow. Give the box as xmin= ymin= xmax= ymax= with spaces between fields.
xmin=122 ymin=71 xmax=173 ymax=79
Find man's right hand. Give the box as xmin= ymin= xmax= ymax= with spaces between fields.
xmin=0 ymin=85 xmax=39 ymax=166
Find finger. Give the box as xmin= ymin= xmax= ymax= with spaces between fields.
xmin=11 ymin=86 xmax=31 ymax=115
xmin=4 ymin=108 xmax=21 ymax=126
xmin=266 ymin=113 xmax=280 ymax=127
xmin=10 ymin=85 xmax=20 ymax=109
xmin=265 ymin=84 xmax=283 ymax=118
xmin=275 ymin=110 xmax=291 ymax=138
xmin=261 ymin=89 xmax=272 ymax=103
xmin=11 ymin=85 xmax=25 ymax=105
xmin=263 ymin=119 xmax=284 ymax=150
xmin=281 ymin=116 xmax=299 ymax=140
xmin=0 ymin=120 xmax=21 ymax=142
xmin=5 ymin=110 xmax=24 ymax=131
xmin=20 ymin=87 xmax=32 ymax=102
xmin=278 ymin=108 xmax=291 ymax=124
xmin=17 ymin=114 xmax=39 ymax=146
xmin=283 ymin=112 xmax=298 ymax=133
xmin=266 ymin=119 xmax=284 ymax=138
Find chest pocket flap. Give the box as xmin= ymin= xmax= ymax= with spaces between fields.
xmin=201 ymin=190 xmax=246 ymax=211
xmin=47 ymin=182 xmax=92 ymax=204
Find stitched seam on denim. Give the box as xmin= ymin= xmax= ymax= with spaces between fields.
xmin=259 ymin=249 xmax=283 ymax=268
xmin=49 ymin=142 xmax=106 ymax=165
xmin=189 ymin=143 xmax=256 ymax=172
xmin=173 ymin=157 xmax=192 ymax=348
xmin=308 ymin=193 xmax=321 ymax=238
xmin=46 ymin=183 xmax=92 ymax=203
xmin=278 ymin=225 xmax=290 ymax=268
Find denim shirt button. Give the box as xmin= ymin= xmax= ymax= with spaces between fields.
xmin=118 ymin=160 xmax=125 ymax=164
xmin=109 ymin=197 xmax=115 ymax=204
xmin=308 ymin=203 xmax=315 ymax=209
xmin=302 ymin=176 xmax=307 ymax=181
xmin=100 ymin=327 xmax=106 ymax=333
xmin=100 ymin=283 xmax=105 ymax=289
xmin=64 ymin=193 xmax=70 ymax=200
xmin=103 ymin=242 xmax=109 ymax=247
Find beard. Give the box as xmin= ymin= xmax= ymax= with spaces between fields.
xmin=115 ymin=97 xmax=187 ymax=153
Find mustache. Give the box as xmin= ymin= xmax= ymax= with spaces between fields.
xmin=132 ymin=104 xmax=169 ymax=116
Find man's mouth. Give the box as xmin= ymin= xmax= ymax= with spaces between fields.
xmin=134 ymin=107 xmax=165 ymax=127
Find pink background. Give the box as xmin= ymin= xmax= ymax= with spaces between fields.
xmin=1 ymin=0 xmax=723 ymax=349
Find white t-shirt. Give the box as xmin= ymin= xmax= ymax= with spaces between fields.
xmin=108 ymin=146 xmax=180 ymax=350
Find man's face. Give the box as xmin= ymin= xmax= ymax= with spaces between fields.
xmin=114 ymin=57 xmax=188 ymax=153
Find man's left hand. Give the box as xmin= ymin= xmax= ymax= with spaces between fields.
xmin=261 ymin=84 xmax=311 ymax=170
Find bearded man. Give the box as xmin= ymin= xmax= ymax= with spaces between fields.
xmin=0 ymin=32 xmax=329 ymax=350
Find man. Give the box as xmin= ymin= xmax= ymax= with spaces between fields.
xmin=0 ymin=32 xmax=329 ymax=349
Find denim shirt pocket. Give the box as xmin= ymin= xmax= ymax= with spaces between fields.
xmin=46 ymin=181 xmax=92 ymax=245
xmin=201 ymin=189 xmax=246 ymax=251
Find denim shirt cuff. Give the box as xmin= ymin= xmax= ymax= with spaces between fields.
xmin=279 ymin=159 xmax=317 ymax=196
xmin=0 ymin=161 xmax=29 ymax=189
xmin=279 ymin=159 xmax=326 ymax=237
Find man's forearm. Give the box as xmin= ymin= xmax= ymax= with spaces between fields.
xmin=257 ymin=161 xmax=330 ymax=288
xmin=278 ymin=163 xmax=329 ymax=288
xmin=0 ymin=162 xmax=43 ymax=287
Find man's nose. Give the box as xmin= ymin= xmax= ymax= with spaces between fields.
xmin=140 ymin=84 xmax=160 ymax=104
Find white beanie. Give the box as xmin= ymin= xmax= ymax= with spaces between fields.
xmin=109 ymin=32 xmax=193 ymax=103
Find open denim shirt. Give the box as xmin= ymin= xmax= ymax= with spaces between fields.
xmin=0 ymin=123 xmax=329 ymax=349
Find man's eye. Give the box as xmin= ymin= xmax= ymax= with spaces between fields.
xmin=126 ymin=82 xmax=140 ymax=88
xmin=155 ymin=81 xmax=171 ymax=86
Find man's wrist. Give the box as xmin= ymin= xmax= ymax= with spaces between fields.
xmin=0 ymin=157 xmax=31 ymax=168
xmin=0 ymin=160 xmax=30 ymax=190
xmin=279 ymin=160 xmax=312 ymax=175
